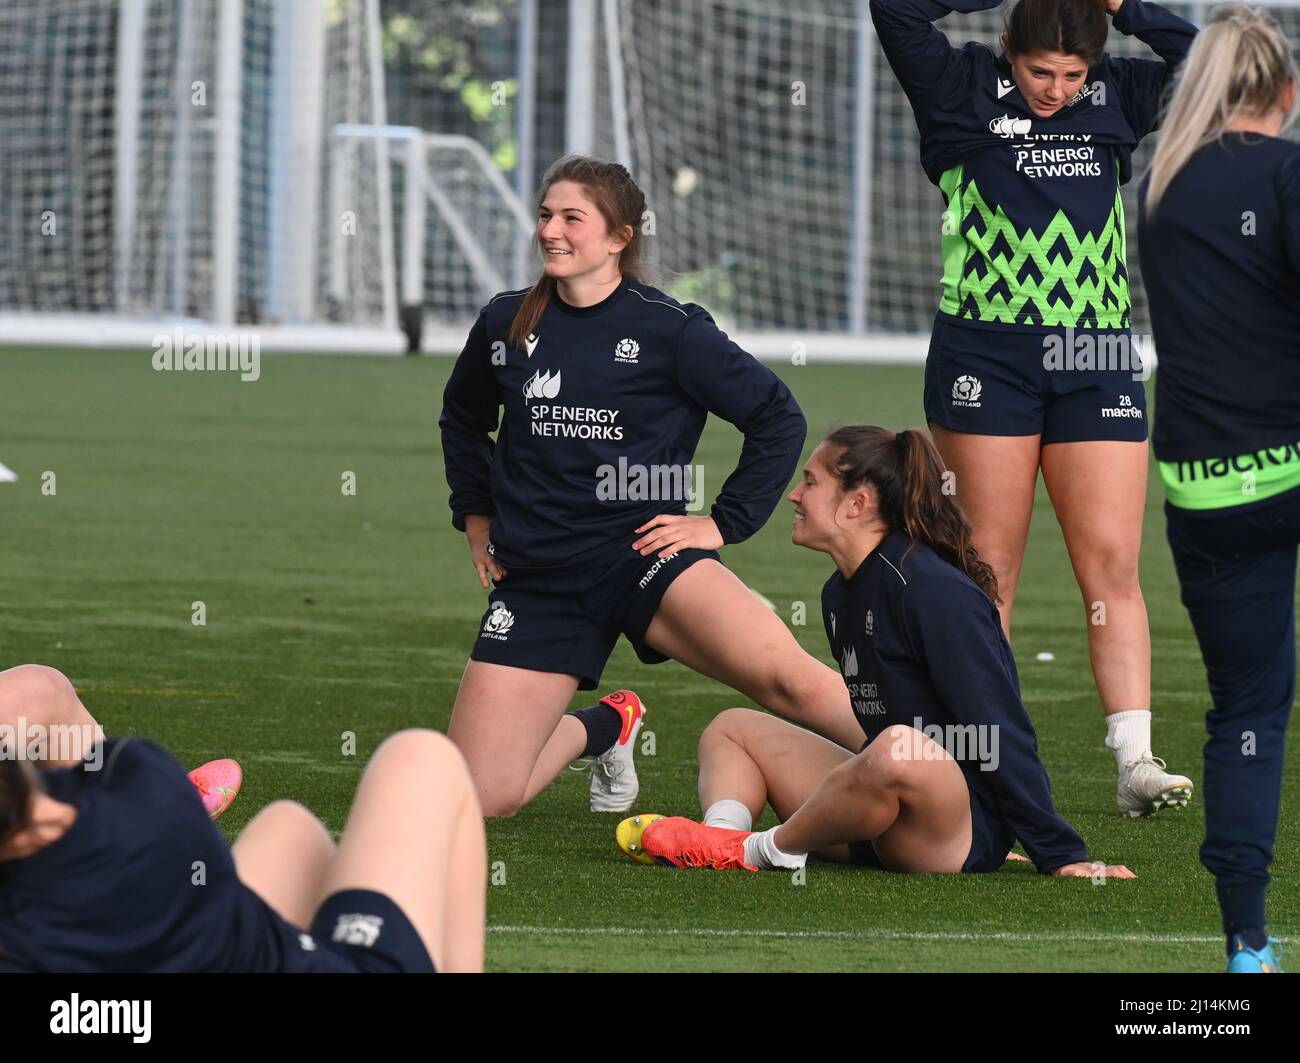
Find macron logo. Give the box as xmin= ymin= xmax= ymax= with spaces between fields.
xmin=50 ymin=995 xmax=151 ymax=1044
xmin=997 ymin=78 xmax=1015 ymax=99
xmin=525 ymin=332 xmax=540 ymax=357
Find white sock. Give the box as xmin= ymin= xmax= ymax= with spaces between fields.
xmin=741 ymin=826 xmax=807 ymax=871
xmin=1105 ymin=709 xmax=1152 ymax=769
xmin=702 ymin=799 xmax=752 ymax=831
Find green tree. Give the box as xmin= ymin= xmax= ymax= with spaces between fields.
xmin=381 ymin=0 xmax=518 ymax=173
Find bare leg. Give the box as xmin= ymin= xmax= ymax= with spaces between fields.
xmin=447 ymin=660 xmax=582 ymax=817
xmin=645 ymin=561 xmax=863 ymax=750
xmin=232 ymin=801 xmax=336 ymax=926
xmin=929 ymin=427 xmax=1041 ymax=638
xmin=0 ymin=664 xmax=102 ymax=766
xmin=774 ymin=725 xmax=972 ymax=873
xmin=700 ymin=712 xmax=971 ymax=870
xmin=1040 ymin=440 xmax=1151 ymax=716
xmin=697 ymin=707 xmax=853 ymax=831
xmin=521 ymin=716 xmax=587 ymax=806
xmin=317 ymin=730 xmax=486 ymax=972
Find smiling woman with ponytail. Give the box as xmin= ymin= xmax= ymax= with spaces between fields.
xmin=441 ymin=154 xmax=897 ymax=827
xmin=1137 ymin=5 xmax=1300 ymax=974
xmin=618 ymin=424 xmax=1133 ymax=884
xmin=828 ymin=425 xmax=999 ymax=604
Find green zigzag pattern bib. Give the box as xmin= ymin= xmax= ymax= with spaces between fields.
xmin=938 ymin=165 xmax=1132 ymax=329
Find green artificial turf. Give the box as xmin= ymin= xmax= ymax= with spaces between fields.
xmin=1 ymin=347 xmax=1295 ymax=971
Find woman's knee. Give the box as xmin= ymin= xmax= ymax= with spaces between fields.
xmin=1077 ymin=548 xmax=1143 ymax=600
xmin=1 ymin=664 xmax=76 ymax=713
xmin=855 ymin=726 xmax=925 ymax=791
xmin=977 ymin=547 xmax=1024 ymax=593
xmin=698 ymin=707 xmax=762 ymax=755
xmin=252 ymin=798 xmax=318 ymax=827
xmin=765 ymin=658 xmax=844 ymax=718
xmin=373 ymin=728 xmax=460 ymax=770
xmin=247 ymin=800 xmax=332 ymax=849
xmin=371 ymin=729 xmax=486 ymax=809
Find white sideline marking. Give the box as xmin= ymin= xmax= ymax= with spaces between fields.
xmin=489 ymin=925 xmax=1289 ymax=945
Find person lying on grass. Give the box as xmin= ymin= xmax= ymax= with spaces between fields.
xmin=0 ymin=665 xmax=485 ymax=972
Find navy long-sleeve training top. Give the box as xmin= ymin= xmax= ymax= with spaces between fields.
xmin=822 ymin=532 xmax=1088 ymax=873
xmin=0 ymin=740 xmax=305 ymax=972
xmin=439 ymin=277 xmax=808 ymax=572
xmin=1137 ymin=134 xmax=1300 ymax=505
xmin=870 ymin=0 xmax=1197 ymax=332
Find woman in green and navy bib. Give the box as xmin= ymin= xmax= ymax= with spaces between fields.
xmin=872 ymin=0 xmax=1196 ymax=813
xmin=1138 ymin=5 xmax=1299 ymax=974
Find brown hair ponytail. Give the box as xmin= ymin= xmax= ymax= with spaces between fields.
xmin=823 ymin=425 xmax=1001 ymax=604
xmin=506 ymin=155 xmax=653 ymax=351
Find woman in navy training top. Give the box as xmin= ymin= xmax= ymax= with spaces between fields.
xmin=871 ymin=0 xmax=1195 ymax=813
xmin=1138 ymin=4 xmax=1299 ymax=973
xmin=620 ymin=426 xmax=1132 ymax=882
xmin=441 ymin=155 xmax=871 ymax=820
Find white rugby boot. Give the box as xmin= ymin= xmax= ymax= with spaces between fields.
xmin=1117 ymin=752 xmax=1194 ymax=817
xmin=585 ymin=689 xmax=647 ymax=813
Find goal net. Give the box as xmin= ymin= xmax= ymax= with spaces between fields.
xmin=606 ymin=0 xmax=1300 ymax=344
xmin=4 ymin=2 xmax=1298 ymax=356
xmin=0 ymin=0 xmax=399 ymax=349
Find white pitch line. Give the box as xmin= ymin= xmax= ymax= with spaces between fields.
xmin=489 ymin=925 xmax=1291 ymax=945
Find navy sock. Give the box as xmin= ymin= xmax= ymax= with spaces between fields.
xmin=569 ymin=704 xmax=623 ymax=758
xmin=1227 ymin=927 xmax=1270 ymax=957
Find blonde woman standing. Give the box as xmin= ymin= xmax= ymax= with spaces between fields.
xmin=1138 ymin=5 xmax=1299 ymax=974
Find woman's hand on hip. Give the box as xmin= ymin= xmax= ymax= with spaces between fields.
xmin=632 ymin=514 xmax=723 ymax=558
xmin=464 ymin=514 xmax=507 ymax=588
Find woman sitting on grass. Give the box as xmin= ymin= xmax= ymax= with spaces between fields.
xmin=619 ymin=426 xmax=1133 ymax=881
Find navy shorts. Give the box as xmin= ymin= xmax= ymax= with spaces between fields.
xmin=923 ymin=316 xmax=1149 ymax=444
xmin=470 ymin=547 xmax=722 ymax=691
xmin=280 ymin=888 xmax=436 ymax=973
xmin=846 ymin=781 xmax=1012 ymax=874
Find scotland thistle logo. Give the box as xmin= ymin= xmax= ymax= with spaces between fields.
xmin=614 ymin=338 xmax=640 ymax=363
xmin=951 ymin=375 xmax=982 ymax=407
xmin=481 ymin=602 xmax=515 ymax=640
